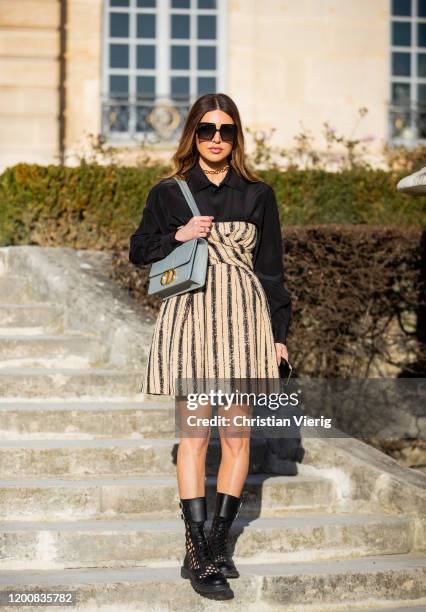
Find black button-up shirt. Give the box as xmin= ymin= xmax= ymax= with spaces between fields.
xmin=129 ymin=159 xmax=292 ymax=343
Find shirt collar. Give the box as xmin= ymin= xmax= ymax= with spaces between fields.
xmin=186 ymin=159 xmax=246 ymax=192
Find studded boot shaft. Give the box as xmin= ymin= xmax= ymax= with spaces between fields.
xmin=208 ymin=492 xmax=242 ymax=579
xmin=179 ymin=497 xmax=233 ymax=600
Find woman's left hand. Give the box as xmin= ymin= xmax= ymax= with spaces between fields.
xmin=275 ymin=342 xmax=289 ymax=366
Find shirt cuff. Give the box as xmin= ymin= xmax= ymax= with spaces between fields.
xmin=160 ymin=230 xmax=182 ymax=257
xmin=169 ymin=230 xmax=182 ymax=248
xmin=272 ymin=321 xmax=289 ymax=345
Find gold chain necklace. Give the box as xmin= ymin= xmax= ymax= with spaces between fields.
xmin=202 ymin=165 xmax=230 ymax=175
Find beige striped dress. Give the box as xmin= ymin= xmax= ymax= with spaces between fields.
xmin=141 ymin=220 xmax=280 ymax=396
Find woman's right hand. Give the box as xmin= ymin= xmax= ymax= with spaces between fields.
xmin=175 ymin=215 xmax=214 ymax=242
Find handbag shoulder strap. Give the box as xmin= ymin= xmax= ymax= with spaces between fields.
xmin=173 ymin=177 xmax=202 ymax=217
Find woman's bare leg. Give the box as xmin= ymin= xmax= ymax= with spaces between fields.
xmin=216 ymin=403 xmax=251 ymax=497
xmin=176 ymin=396 xmax=212 ymax=498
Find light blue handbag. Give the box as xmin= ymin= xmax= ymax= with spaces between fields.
xmin=147 ymin=177 xmax=209 ymax=299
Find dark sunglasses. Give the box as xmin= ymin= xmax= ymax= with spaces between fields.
xmin=195 ymin=122 xmax=237 ymax=143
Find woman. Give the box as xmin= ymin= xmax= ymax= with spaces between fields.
xmin=129 ymin=93 xmax=292 ymax=600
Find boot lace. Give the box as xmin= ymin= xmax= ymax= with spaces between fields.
xmin=210 ymin=518 xmax=232 ymax=563
xmin=185 ymin=521 xmax=218 ymax=578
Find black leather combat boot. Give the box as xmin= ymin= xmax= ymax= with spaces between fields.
xmin=208 ymin=492 xmax=242 ymax=578
xmin=179 ymin=497 xmax=233 ymax=600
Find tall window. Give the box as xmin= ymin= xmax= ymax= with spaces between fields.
xmin=390 ymin=0 xmax=426 ymax=142
xmin=102 ymin=0 xmax=227 ymax=143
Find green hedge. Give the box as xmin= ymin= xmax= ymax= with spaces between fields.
xmin=0 ymin=161 xmax=424 ymax=249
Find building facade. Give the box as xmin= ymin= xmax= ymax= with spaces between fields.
xmin=0 ymin=0 xmax=419 ymax=171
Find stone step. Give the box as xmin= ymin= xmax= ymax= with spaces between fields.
xmin=0 ymin=303 xmax=64 ymax=332
xmin=0 ymin=275 xmax=33 ymax=303
xmin=0 ymin=367 xmax=144 ymax=397
xmin=0 ymin=334 xmax=104 ymax=367
xmin=0 ymin=472 xmax=334 ymax=520
xmin=0 ymin=249 xmax=7 ymax=274
xmin=0 ymin=275 xmax=30 ymax=301
xmin=3 ymin=554 xmax=424 ymax=611
xmin=0 ymin=513 xmax=413 ymax=570
xmin=0 ymin=438 xmax=220 ymax=477
xmin=348 ymin=606 xmax=426 ymax=612
xmin=0 ymin=400 xmax=175 ymax=439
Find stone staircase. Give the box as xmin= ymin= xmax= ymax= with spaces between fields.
xmin=0 ymin=246 xmax=425 ymax=612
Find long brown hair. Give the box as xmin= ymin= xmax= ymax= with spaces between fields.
xmin=159 ymin=93 xmax=261 ymax=183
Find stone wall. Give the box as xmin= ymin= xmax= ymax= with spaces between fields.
xmin=0 ymin=0 xmax=61 ymax=169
